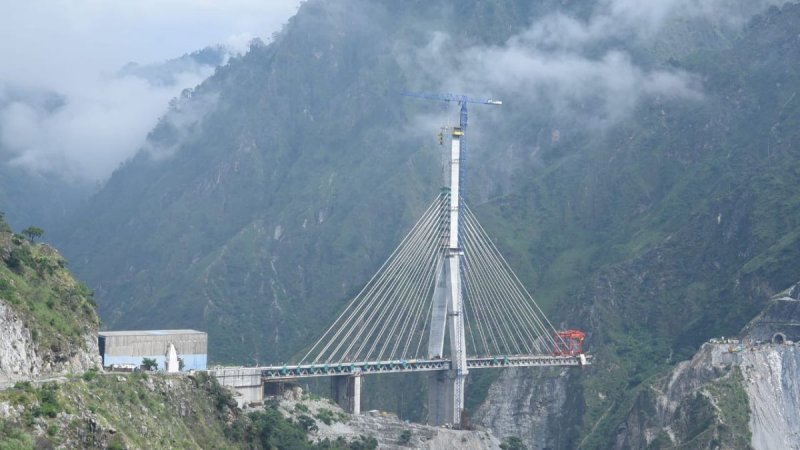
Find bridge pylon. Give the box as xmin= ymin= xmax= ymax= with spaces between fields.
xmin=284 ymin=92 xmax=589 ymax=430
xmin=426 ymin=126 xmax=468 ymax=426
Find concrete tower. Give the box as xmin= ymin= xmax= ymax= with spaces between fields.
xmin=427 ymin=126 xmax=468 ymax=427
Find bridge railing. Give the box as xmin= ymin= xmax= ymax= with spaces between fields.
xmin=261 ymin=358 xmax=450 ymax=379
xmin=210 ymin=354 xmax=590 ymax=382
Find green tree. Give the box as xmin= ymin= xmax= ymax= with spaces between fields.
xmin=297 ymin=414 xmax=318 ymax=432
xmin=34 ymin=383 xmax=62 ymax=418
xmin=500 ymin=436 xmax=527 ymax=450
xmin=398 ymin=429 xmax=412 ymax=445
xmin=141 ymin=358 xmax=158 ymax=371
xmin=21 ymin=226 xmax=44 ymax=241
xmin=348 ymin=436 xmax=378 ymax=450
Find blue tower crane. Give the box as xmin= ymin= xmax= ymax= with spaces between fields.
xmin=400 ymin=91 xmax=502 ymax=132
xmin=401 ymin=91 xmax=502 ymax=200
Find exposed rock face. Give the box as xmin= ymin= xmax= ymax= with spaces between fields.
xmin=276 ymin=387 xmax=502 ymax=449
xmin=614 ymin=342 xmax=800 ymax=450
xmin=0 ymin=300 xmax=41 ymax=380
xmin=0 ymin=218 xmax=100 ymax=385
xmin=474 ymin=367 xmax=575 ymax=450
xmin=613 ymin=284 xmax=800 ymax=449
xmin=740 ymin=284 xmax=800 ymax=449
xmin=743 ymin=343 xmax=800 ymax=449
xmin=0 ymin=298 xmax=99 ymax=385
xmin=614 ymin=343 xmax=752 ymax=449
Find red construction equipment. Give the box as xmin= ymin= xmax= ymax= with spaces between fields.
xmin=553 ymin=330 xmax=586 ymax=356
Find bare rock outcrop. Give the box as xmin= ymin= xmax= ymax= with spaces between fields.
xmin=742 ymin=344 xmax=800 ymax=449
xmin=0 ymin=298 xmax=99 ymax=385
xmin=474 ymin=367 xmax=577 ymax=450
xmin=0 ymin=300 xmax=42 ymax=381
xmin=613 ymin=283 xmax=800 ymax=449
xmin=275 ymin=387 xmax=502 ymax=449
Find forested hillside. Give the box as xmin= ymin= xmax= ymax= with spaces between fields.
xmin=53 ymin=0 xmax=800 ymax=447
xmin=512 ymin=4 xmax=800 ymax=446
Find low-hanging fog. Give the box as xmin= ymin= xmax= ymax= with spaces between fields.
xmin=0 ymin=0 xmax=302 ymax=182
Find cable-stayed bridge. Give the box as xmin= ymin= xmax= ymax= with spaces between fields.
xmin=211 ymin=93 xmax=590 ymax=427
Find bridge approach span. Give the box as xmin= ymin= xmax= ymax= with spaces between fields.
xmin=269 ymin=355 xmax=587 ymax=379
xmin=209 ymin=354 xmax=590 ymax=409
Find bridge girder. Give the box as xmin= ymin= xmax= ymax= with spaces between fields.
xmin=209 ymin=355 xmax=589 ymax=383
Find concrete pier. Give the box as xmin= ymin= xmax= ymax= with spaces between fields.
xmin=427 ymin=370 xmax=455 ymax=426
xmin=331 ymin=374 xmax=362 ymax=414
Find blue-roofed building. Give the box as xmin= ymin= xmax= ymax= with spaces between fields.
xmin=98 ymin=329 xmax=208 ymax=371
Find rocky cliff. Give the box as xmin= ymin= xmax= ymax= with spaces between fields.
xmin=613 ymin=340 xmax=800 ymax=450
xmin=743 ymin=344 xmax=800 ymax=450
xmin=0 ymin=300 xmax=42 ymax=382
xmin=614 ymin=343 xmax=752 ymax=449
xmin=474 ymin=367 xmax=579 ymax=449
xmin=0 ymin=217 xmax=99 ymax=385
xmin=612 ymin=285 xmax=800 ymax=450
xmin=0 ymin=300 xmax=98 ymax=384
xmin=277 ymin=386 xmax=502 ymax=450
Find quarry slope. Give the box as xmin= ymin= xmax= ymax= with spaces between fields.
xmin=613 ymin=285 xmax=800 ymax=450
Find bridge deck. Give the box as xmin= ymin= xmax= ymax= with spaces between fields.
xmin=209 ymin=354 xmax=590 ymax=381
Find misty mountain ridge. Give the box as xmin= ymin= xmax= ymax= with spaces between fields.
xmin=0 ymin=43 xmax=244 ymax=233
xmin=2 ymin=0 xmax=796 ymax=447
xmin=117 ymin=45 xmax=235 ymax=87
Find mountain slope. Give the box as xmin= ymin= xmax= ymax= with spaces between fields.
xmin=0 ymin=214 xmax=99 ymax=384
xmin=60 ymin=2 xmax=435 ymax=364
xmin=59 ymin=0 xmax=554 ymax=362
xmin=55 ymin=0 xmax=800 ymax=445
xmin=614 ymin=285 xmax=800 ymax=449
xmin=472 ymin=3 xmax=800 ymax=447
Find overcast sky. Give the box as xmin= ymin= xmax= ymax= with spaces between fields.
xmin=0 ymin=0 xmax=302 ymax=181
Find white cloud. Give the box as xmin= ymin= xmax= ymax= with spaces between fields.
xmin=1 ymin=72 xmax=215 ymax=181
xmin=0 ymin=0 xmax=784 ymax=181
xmin=396 ymin=0 xmax=785 ymax=199
xmin=0 ymin=0 xmax=302 ymax=181
xmin=455 ymin=43 xmax=702 ymax=128
xmin=405 ymin=0 xmax=785 ymax=129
